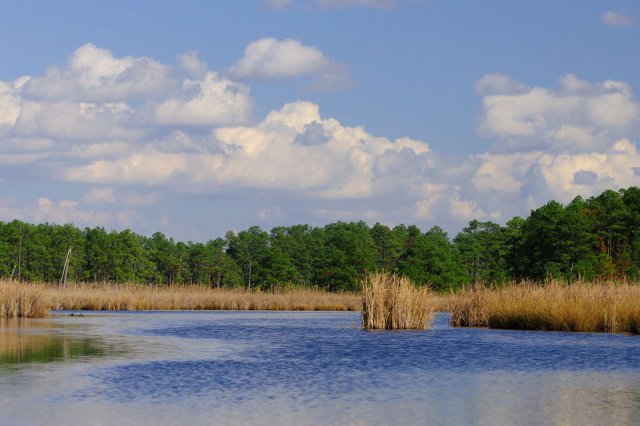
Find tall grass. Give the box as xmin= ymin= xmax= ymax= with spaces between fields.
xmin=0 ymin=281 xmax=51 ymax=318
xmin=0 ymin=280 xmax=359 ymax=317
xmin=361 ymin=273 xmax=436 ymax=330
xmin=46 ymin=283 xmax=360 ymax=312
xmin=450 ymin=280 xmax=640 ymax=334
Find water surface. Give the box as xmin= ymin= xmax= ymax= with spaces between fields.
xmin=1 ymin=311 xmax=639 ymax=425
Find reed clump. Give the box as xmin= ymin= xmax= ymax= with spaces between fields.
xmin=361 ymin=272 xmax=436 ymax=330
xmin=0 ymin=281 xmax=51 ymax=318
xmin=449 ymin=280 xmax=640 ymax=334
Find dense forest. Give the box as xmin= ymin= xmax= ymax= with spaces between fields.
xmin=2 ymin=187 xmax=640 ymax=292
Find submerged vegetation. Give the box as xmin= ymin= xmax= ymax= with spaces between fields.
xmin=450 ymin=280 xmax=640 ymax=334
xmin=361 ymin=273 xmax=435 ymax=330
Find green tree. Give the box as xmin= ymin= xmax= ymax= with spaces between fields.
xmin=454 ymin=220 xmax=508 ymax=285
xmin=400 ymin=226 xmax=468 ymax=290
xmin=50 ymin=224 xmax=85 ymax=282
xmin=268 ymin=226 xmax=305 ymax=286
xmin=519 ymin=201 xmax=566 ymax=280
xmin=587 ymin=190 xmax=628 ymax=263
xmin=205 ymin=238 xmax=243 ymax=288
xmin=622 ymin=187 xmax=640 ymax=277
xmin=84 ymin=227 xmax=114 ymax=282
xmin=226 ymin=226 xmax=270 ymax=289
xmin=318 ymin=221 xmax=376 ymax=291
xmin=370 ymin=223 xmax=404 ymax=272
xmin=561 ymin=197 xmax=598 ymax=279
xmin=148 ymin=232 xmax=183 ymax=284
xmin=112 ymin=230 xmax=152 ymax=283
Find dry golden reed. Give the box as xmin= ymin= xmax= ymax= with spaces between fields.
xmin=1 ymin=280 xmax=359 ymax=317
xmin=361 ymin=272 xmax=436 ymax=330
xmin=44 ymin=283 xmax=359 ymax=312
xmin=0 ymin=281 xmax=51 ymax=318
xmin=450 ymin=280 xmax=640 ymax=334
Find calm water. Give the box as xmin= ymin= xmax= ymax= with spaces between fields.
xmin=1 ymin=311 xmax=640 ymax=426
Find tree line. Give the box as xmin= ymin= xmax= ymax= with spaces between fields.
xmin=2 ymin=187 xmax=640 ymax=291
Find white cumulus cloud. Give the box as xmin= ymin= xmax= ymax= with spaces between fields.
xmin=230 ymin=38 xmax=353 ymax=91
xmin=153 ymin=72 xmax=252 ymax=127
xmin=65 ymin=101 xmax=433 ymax=202
xmin=467 ymin=73 xmax=640 ymax=222
xmin=477 ymin=74 xmax=639 ymax=151
xmin=0 ymin=44 xmax=254 ymax=169
xmin=2 ymin=44 xmax=640 ymax=238
xmin=24 ymin=44 xmax=173 ymax=102
xmin=177 ymin=51 xmax=208 ymax=77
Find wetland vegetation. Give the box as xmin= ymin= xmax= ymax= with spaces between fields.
xmin=0 ymin=280 xmax=359 ymax=317
xmin=361 ymin=272 xmax=435 ymax=330
xmin=0 ymin=281 xmax=50 ymax=318
xmin=2 ymin=186 xmax=640 ymax=333
xmin=3 ymin=186 xmax=640 ymax=293
xmin=450 ymin=280 xmax=640 ymax=334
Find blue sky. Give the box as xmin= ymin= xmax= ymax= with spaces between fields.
xmin=0 ymin=1 xmax=639 ymax=240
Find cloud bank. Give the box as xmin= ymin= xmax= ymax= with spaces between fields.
xmin=0 ymin=44 xmax=639 ymax=238
xmin=469 ymin=73 xmax=640 ymax=218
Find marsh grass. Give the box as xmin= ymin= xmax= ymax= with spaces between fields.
xmin=0 ymin=280 xmax=359 ymax=317
xmin=361 ymin=273 xmax=436 ymax=330
xmin=45 ymin=282 xmax=360 ymax=312
xmin=0 ymin=281 xmax=50 ymax=318
xmin=450 ymin=280 xmax=640 ymax=334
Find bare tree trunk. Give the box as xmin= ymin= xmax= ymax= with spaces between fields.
xmin=60 ymin=247 xmax=72 ymax=286
xmin=17 ymin=223 xmax=23 ymax=280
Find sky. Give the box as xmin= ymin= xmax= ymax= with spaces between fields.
xmin=0 ymin=0 xmax=639 ymax=241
